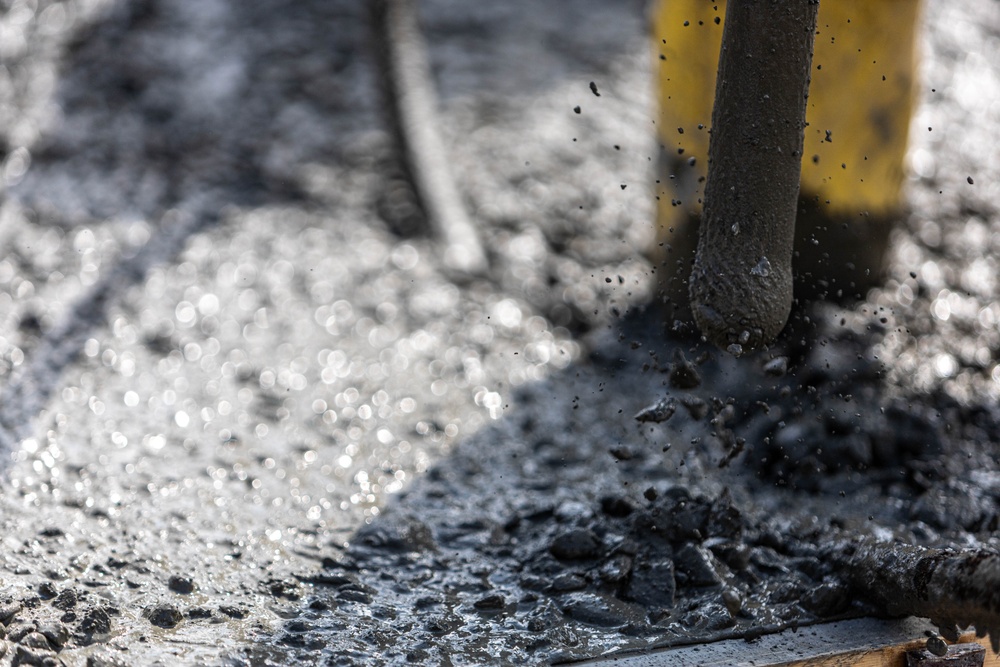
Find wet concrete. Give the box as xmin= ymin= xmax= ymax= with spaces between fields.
xmin=0 ymin=0 xmax=998 ymax=665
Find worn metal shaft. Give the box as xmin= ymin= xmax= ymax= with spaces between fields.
xmin=688 ymin=0 xmax=819 ymax=353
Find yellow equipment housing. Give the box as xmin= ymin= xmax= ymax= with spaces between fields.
xmin=651 ymin=0 xmax=921 ymax=324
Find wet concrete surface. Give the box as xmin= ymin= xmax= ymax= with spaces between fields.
xmin=0 ymin=0 xmax=999 ymax=664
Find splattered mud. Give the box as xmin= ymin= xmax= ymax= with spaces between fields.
xmin=287 ymin=317 xmax=1000 ymax=665
xmin=0 ymin=0 xmax=999 ymax=665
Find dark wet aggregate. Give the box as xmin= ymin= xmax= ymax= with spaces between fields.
xmin=262 ymin=316 xmax=1000 ymax=663
xmin=0 ymin=587 xmax=123 ymax=665
xmin=167 ymin=576 xmax=195 ymax=595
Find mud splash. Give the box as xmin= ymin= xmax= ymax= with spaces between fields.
xmin=268 ymin=310 xmax=1000 ymax=664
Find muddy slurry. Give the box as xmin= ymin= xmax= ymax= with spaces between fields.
xmin=280 ymin=310 xmax=1000 ymax=664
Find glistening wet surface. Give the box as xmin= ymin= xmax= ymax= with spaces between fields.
xmin=0 ymin=0 xmax=999 ymax=665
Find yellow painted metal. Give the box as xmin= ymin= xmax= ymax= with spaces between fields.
xmin=651 ymin=0 xmax=921 ymax=274
xmin=654 ymin=0 xmax=919 ymax=214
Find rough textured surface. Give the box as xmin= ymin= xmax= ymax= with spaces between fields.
xmin=835 ymin=540 xmax=1000 ymax=651
xmin=0 ymin=0 xmax=998 ymax=664
xmin=689 ymin=0 xmax=818 ymax=353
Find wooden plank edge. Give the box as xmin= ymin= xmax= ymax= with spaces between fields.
xmin=575 ymin=618 xmax=1000 ymax=667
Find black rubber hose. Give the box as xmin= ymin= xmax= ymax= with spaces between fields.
xmin=369 ymin=0 xmax=488 ymax=278
xmin=688 ymin=0 xmax=819 ymax=354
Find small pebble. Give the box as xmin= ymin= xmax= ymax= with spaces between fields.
xmin=37 ymin=622 xmax=69 ymax=648
xmin=635 ymin=398 xmax=676 ymax=424
xmin=473 ymin=594 xmax=506 ymax=611
xmin=559 ymin=593 xmax=628 ymax=628
xmin=549 ymin=529 xmax=602 ymax=560
xmin=13 ymin=646 xmax=56 ymax=667
xmin=721 ymin=588 xmax=743 ymax=615
xmin=669 ymin=350 xmax=702 ymax=389
xmin=168 ymin=576 xmax=195 ymax=595
xmin=609 ymin=445 xmax=634 ymax=461
xmin=337 ymin=588 xmax=373 ymax=604
xmin=926 ymin=634 xmax=948 ymax=657
xmin=79 ymin=607 xmax=113 ymax=637
xmin=218 ymin=606 xmax=248 ymax=619
xmin=763 ymin=356 xmax=789 ymax=377
xmin=7 ymin=622 xmax=36 ymax=642
xmin=550 ymin=574 xmax=587 ymax=592
xmin=0 ymin=602 xmax=22 ymax=624
xmin=20 ymin=631 xmax=52 ymax=650
xmin=600 ymin=495 xmax=638 ymax=517
xmin=674 ymin=544 xmax=722 ymax=587
xmin=52 ymin=590 xmax=77 ymax=611
xmin=527 ymin=617 xmax=548 ymax=632
xmin=146 ymin=605 xmax=183 ymax=629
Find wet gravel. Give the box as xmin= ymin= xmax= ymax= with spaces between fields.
xmin=283 ymin=317 xmax=1000 ymax=664
xmin=0 ymin=0 xmax=999 ymax=664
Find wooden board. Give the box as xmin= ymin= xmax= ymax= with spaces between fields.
xmin=578 ymin=618 xmax=1000 ymax=667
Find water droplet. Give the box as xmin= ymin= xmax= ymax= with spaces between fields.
xmin=731 ymin=222 xmax=740 ymax=235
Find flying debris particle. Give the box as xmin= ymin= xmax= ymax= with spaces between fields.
xmin=763 ymin=356 xmax=789 ymax=377
xmin=967 ymin=176 xmax=974 ymax=185
xmin=669 ymin=349 xmax=701 ymax=389
xmin=609 ymin=445 xmax=634 ymax=461
xmin=573 ymin=106 xmax=581 ymax=114
xmin=680 ymin=395 xmax=708 ymax=420
xmin=589 ymin=81 xmax=600 ymax=96
xmin=718 ymin=434 xmax=746 ymax=468
xmin=635 ymin=398 xmax=676 ymax=424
